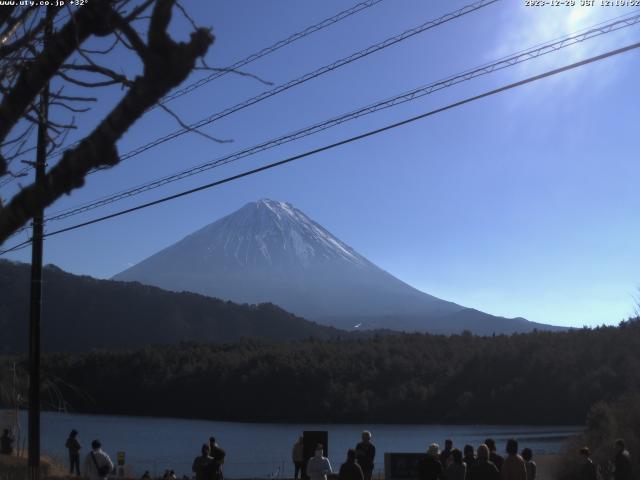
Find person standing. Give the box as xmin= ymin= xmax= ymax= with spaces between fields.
xmin=355 ymin=431 xmax=376 ymax=480
xmin=500 ymin=439 xmax=526 ymax=480
xmin=468 ymin=445 xmax=499 ymax=480
xmin=339 ymin=449 xmax=364 ymax=480
xmin=418 ymin=443 xmax=443 ymax=480
xmin=0 ymin=429 xmax=14 ymax=455
xmin=83 ymin=440 xmax=114 ymax=480
xmin=192 ymin=444 xmax=214 ymax=480
xmin=463 ymin=444 xmax=476 ymax=478
xmin=65 ymin=429 xmax=82 ymax=475
xmin=579 ymin=447 xmax=597 ymax=480
xmin=209 ymin=437 xmax=226 ymax=480
xmin=293 ymin=437 xmax=305 ymax=480
xmin=307 ymin=444 xmax=332 ymax=480
xmin=484 ymin=439 xmax=503 ymax=473
xmin=521 ymin=448 xmax=535 ymax=480
xmin=613 ymin=439 xmax=632 ymax=480
xmin=440 ymin=440 xmax=454 ymax=468
xmin=444 ymin=449 xmax=466 ymax=480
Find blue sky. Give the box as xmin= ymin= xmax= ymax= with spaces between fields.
xmin=2 ymin=0 xmax=640 ymax=328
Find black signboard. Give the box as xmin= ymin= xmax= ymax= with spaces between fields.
xmin=303 ymin=431 xmax=329 ymax=459
xmin=384 ymin=453 xmax=426 ymax=480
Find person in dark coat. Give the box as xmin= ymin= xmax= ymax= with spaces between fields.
xmin=579 ymin=447 xmax=597 ymax=480
xmin=521 ymin=448 xmax=536 ymax=480
xmin=440 ymin=440 xmax=454 ymax=468
xmin=468 ymin=445 xmax=499 ymax=480
xmin=484 ymin=439 xmax=503 ymax=472
xmin=613 ymin=439 xmax=632 ymax=480
xmin=355 ymin=431 xmax=375 ymax=480
xmin=463 ymin=445 xmax=476 ymax=479
xmin=209 ymin=437 xmax=226 ymax=480
xmin=292 ymin=437 xmax=305 ymax=480
xmin=192 ymin=444 xmax=214 ymax=480
xmin=66 ymin=429 xmax=82 ymax=475
xmin=418 ymin=444 xmax=443 ymax=480
xmin=444 ymin=449 xmax=466 ymax=480
xmin=339 ymin=449 xmax=364 ymax=480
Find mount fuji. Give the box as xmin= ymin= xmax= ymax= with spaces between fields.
xmin=113 ymin=199 xmax=562 ymax=334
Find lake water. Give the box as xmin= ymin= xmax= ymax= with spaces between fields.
xmin=5 ymin=410 xmax=581 ymax=478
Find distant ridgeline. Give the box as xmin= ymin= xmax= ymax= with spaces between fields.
xmin=2 ymin=319 xmax=640 ymax=425
xmin=0 ymin=259 xmax=348 ymax=354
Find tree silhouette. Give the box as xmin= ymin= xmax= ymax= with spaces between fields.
xmin=0 ymin=0 xmax=214 ymax=244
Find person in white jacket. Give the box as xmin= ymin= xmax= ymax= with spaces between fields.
xmin=307 ymin=444 xmax=332 ymax=480
xmin=83 ymin=440 xmax=114 ymax=480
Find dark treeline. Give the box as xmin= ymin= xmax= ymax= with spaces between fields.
xmin=2 ymin=319 xmax=640 ymax=425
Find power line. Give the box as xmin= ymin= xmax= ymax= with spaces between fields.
xmin=16 ymin=0 xmax=500 ymax=214
xmin=0 ymin=0 xmax=386 ymax=188
xmin=6 ymin=39 xmax=633 ymax=248
xmin=44 ymin=12 xmax=640 ymax=223
xmin=89 ymin=0 xmax=499 ymax=169
xmin=0 ymin=238 xmax=31 ymax=256
xmin=157 ymin=0 xmax=386 ymax=107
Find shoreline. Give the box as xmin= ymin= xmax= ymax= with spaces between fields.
xmin=3 ymin=408 xmax=585 ymax=429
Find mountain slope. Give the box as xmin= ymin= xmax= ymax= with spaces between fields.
xmin=0 ymin=260 xmax=346 ymax=354
xmin=114 ymin=199 xmax=562 ymax=334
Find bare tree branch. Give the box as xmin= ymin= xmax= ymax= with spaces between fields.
xmin=0 ymin=0 xmax=214 ymax=243
xmin=0 ymin=1 xmax=118 ymax=174
xmin=61 ymin=63 xmax=133 ymax=87
xmin=158 ymin=103 xmax=231 ymax=144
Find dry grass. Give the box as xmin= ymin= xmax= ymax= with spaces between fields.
xmin=2 ymin=454 xmax=82 ymax=480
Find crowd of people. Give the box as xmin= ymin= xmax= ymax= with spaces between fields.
xmin=290 ymin=433 xmax=634 ymax=480
xmin=1 ymin=427 xmax=635 ymax=480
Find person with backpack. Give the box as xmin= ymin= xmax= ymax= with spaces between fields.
xmin=83 ymin=440 xmax=113 ymax=480
xmin=65 ymin=429 xmax=82 ymax=475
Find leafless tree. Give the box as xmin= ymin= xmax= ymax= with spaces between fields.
xmin=0 ymin=0 xmax=215 ymax=244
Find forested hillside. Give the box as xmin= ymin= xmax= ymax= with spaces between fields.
xmin=0 ymin=260 xmax=346 ymax=353
xmin=3 ymin=320 xmax=638 ymax=424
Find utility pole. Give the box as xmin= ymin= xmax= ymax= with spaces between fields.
xmin=28 ymin=8 xmax=52 ymax=480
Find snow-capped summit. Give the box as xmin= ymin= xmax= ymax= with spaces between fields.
xmin=207 ymin=199 xmax=367 ymax=269
xmin=113 ymin=200 xmax=562 ymax=334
